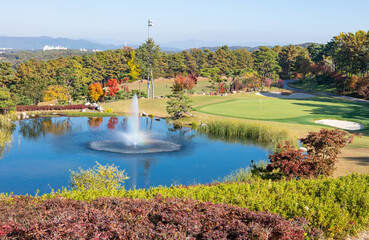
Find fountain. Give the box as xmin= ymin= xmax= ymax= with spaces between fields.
xmin=89 ymin=95 xmax=181 ymax=154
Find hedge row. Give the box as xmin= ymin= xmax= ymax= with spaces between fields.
xmin=47 ymin=174 xmax=369 ymax=238
xmin=0 ymin=196 xmax=310 ymax=239
xmin=16 ymin=104 xmax=95 ymax=112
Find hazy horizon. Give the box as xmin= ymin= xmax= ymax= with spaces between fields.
xmin=1 ymin=0 xmax=368 ymax=47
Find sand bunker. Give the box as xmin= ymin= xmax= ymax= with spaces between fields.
xmin=315 ymin=119 xmax=364 ymax=131
xmin=256 ymin=92 xmax=315 ymax=99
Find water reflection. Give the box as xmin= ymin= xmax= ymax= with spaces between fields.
xmin=107 ymin=117 xmax=119 ymax=129
xmin=0 ymin=121 xmax=15 ymax=158
xmin=88 ymin=117 xmax=103 ymax=128
xmin=19 ymin=117 xmax=71 ymax=139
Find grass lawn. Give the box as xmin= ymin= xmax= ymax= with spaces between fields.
xmin=128 ymin=77 xmax=214 ymax=97
xmin=196 ymin=96 xmax=369 ymax=126
xmin=289 ymin=79 xmax=338 ymax=94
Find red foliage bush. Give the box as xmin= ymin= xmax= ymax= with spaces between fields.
xmin=16 ymin=104 xmax=94 ymax=112
xmin=267 ymin=129 xmax=353 ymax=179
xmin=263 ymin=78 xmax=274 ymax=89
xmin=172 ymin=75 xmax=198 ymax=92
xmin=276 ymin=79 xmax=285 ymax=89
xmin=266 ymin=142 xmax=316 ymax=179
xmin=0 ymin=196 xmax=308 ymax=239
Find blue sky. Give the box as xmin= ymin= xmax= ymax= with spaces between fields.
xmin=1 ymin=0 xmax=368 ymax=45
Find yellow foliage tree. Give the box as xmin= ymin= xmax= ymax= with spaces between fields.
xmin=128 ymin=50 xmax=141 ymax=82
xmin=88 ymin=82 xmax=104 ymax=102
xmin=43 ymin=85 xmax=68 ymax=104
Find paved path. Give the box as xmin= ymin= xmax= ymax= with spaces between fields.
xmin=283 ymin=80 xmax=369 ymax=104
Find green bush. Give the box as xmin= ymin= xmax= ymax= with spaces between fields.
xmin=69 ymin=162 xmax=129 ymax=192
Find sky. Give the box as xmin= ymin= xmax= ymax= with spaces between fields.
xmin=1 ymin=0 xmax=368 ymax=46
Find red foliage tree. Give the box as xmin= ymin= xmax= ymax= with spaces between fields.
xmin=106 ymin=79 xmax=119 ymax=96
xmin=220 ymin=83 xmax=226 ymax=94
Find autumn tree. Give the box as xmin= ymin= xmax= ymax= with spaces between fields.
xmin=106 ymin=78 xmax=119 ymax=97
xmin=43 ymin=85 xmax=69 ymax=104
xmin=128 ymin=50 xmax=141 ymax=82
xmin=88 ymin=82 xmax=104 ymax=102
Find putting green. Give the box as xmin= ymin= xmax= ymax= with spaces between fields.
xmin=196 ymin=97 xmax=369 ymax=123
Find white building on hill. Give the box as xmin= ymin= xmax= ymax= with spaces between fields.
xmin=43 ymin=45 xmax=68 ymax=51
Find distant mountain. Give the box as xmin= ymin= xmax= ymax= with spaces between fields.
xmin=0 ymin=36 xmax=123 ymax=50
xmin=0 ymin=35 xmax=321 ymax=52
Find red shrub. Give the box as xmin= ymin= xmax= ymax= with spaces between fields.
xmin=267 ymin=129 xmax=353 ymax=179
xmin=0 ymin=196 xmax=308 ymax=239
xmin=16 ymin=105 xmax=89 ymax=112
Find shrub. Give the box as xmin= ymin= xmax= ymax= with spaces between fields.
xmin=266 ymin=141 xmax=316 ymax=179
xmin=69 ymin=162 xmax=129 ymax=191
xmin=0 ymin=196 xmax=308 ymax=239
xmin=16 ymin=104 xmax=90 ymax=112
xmin=300 ymin=128 xmax=353 ymax=176
xmin=267 ymin=129 xmax=353 ymax=179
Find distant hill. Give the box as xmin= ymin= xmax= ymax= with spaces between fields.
xmin=0 ymin=36 xmax=123 ymax=50
xmin=0 ymin=35 xmax=322 ymax=53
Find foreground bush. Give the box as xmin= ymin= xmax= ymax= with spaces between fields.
xmin=46 ymin=174 xmax=369 ymax=238
xmin=0 ymin=196 xmax=308 ymax=239
xmin=267 ymin=129 xmax=353 ymax=179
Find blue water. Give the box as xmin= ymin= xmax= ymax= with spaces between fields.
xmin=0 ymin=117 xmax=269 ymax=195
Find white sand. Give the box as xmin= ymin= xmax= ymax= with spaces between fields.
xmin=315 ymin=119 xmax=364 ymax=131
xmin=256 ymin=92 xmax=315 ymax=99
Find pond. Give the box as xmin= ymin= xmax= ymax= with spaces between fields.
xmin=0 ymin=117 xmax=269 ymax=195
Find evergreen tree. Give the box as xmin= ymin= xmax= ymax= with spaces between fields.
xmin=252 ymin=46 xmax=281 ymax=79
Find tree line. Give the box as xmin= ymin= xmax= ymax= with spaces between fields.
xmin=1 ymin=30 xmax=369 ymax=109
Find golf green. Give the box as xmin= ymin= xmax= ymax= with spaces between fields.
xmin=196 ymin=97 xmax=369 ymax=124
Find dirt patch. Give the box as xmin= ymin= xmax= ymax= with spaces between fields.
xmin=335 ymin=148 xmax=369 ymax=177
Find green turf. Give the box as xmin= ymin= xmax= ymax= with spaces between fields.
xmin=128 ymin=79 xmax=213 ymax=97
xmin=196 ymin=96 xmax=369 ymax=129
